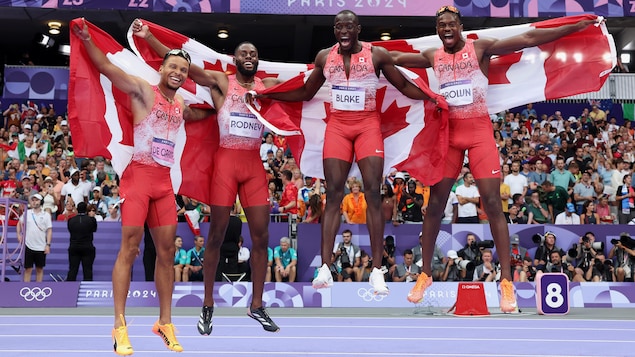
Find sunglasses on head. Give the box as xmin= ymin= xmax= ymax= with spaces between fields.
xmin=436 ymin=5 xmax=461 ymax=18
xmin=164 ymin=49 xmax=191 ymax=64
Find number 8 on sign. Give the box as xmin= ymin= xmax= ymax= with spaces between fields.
xmin=535 ymin=273 xmax=569 ymax=315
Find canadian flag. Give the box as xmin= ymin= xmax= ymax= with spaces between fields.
xmin=70 ymin=15 xmax=615 ymax=203
xmin=127 ymin=20 xmax=450 ymax=186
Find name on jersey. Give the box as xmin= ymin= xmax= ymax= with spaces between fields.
xmin=439 ymin=80 xmax=474 ymax=106
xmin=332 ymin=85 xmax=365 ymax=111
xmin=229 ymin=112 xmax=263 ymax=139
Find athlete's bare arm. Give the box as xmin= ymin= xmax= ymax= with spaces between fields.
xmin=132 ymin=19 xmax=228 ymax=107
xmin=374 ymin=46 xmax=433 ymax=101
xmin=260 ymin=48 xmax=329 ymax=102
xmin=262 ymin=77 xmax=283 ymax=89
xmin=390 ymin=47 xmax=435 ymax=69
xmin=479 ymin=18 xmax=598 ymax=57
xmin=74 ymin=19 xmax=153 ymax=124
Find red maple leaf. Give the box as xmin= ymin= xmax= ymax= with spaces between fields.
xmin=376 ymin=86 xmax=410 ymax=138
xmin=489 ymin=52 xmax=523 ymax=85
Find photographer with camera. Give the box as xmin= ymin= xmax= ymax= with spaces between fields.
xmin=509 ymin=234 xmax=530 ymax=281
xmin=533 ymin=232 xmax=565 ymax=272
xmin=473 ymin=249 xmax=498 ymax=282
xmin=608 ymin=233 xmax=635 ymax=282
xmin=572 ymin=232 xmax=599 ymax=281
xmin=356 ymin=250 xmax=373 ymax=282
xmin=584 ymin=252 xmax=615 ymax=282
xmin=331 ymin=230 xmax=361 ymax=282
xmin=393 ymin=249 xmax=421 ymax=282
xmin=457 ymin=233 xmax=485 ymax=281
xmin=442 ymin=250 xmax=465 ymax=282
xmin=518 ymin=257 xmax=537 ymax=282
xmin=382 ymin=235 xmax=397 ymax=281
xmin=545 ymin=251 xmax=575 ymax=281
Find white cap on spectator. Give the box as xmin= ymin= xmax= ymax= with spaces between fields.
xmin=69 ymin=167 xmax=79 ymax=176
xmin=44 ymin=176 xmax=53 ymax=181
xmin=33 ymin=193 xmax=43 ymax=201
xmin=23 ymin=124 xmax=31 ymax=129
xmin=394 ymin=172 xmax=406 ymax=181
xmin=93 ymin=186 xmax=101 ymax=192
xmin=568 ymin=116 xmax=577 ymax=122
xmin=447 ymin=250 xmax=458 ymax=259
xmin=61 ymin=120 xmax=68 ymax=126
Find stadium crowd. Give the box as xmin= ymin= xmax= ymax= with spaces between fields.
xmin=3 ymin=100 xmax=634 ymax=283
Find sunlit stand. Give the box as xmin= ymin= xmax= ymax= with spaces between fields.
xmin=0 ymin=198 xmax=28 ymax=282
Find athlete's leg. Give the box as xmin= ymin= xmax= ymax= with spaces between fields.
xmin=203 ymin=206 xmax=232 ymax=307
xmin=420 ymin=178 xmax=456 ymax=275
xmin=321 ymin=158 xmax=353 ymax=265
xmin=113 ymin=225 xmax=144 ymax=327
xmin=149 ymin=224 xmax=177 ymax=325
xmin=357 ymin=156 xmax=384 ymax=268
xmin=243 ymin=205 xmax=270 ymax=309
xmin=476 ymin=177 xmax=511 ymax=281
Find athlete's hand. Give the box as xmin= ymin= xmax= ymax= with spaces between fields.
xmin=434 ymin=95 xmax=448 ymax=111
xmin=132 ymin=19 xmax=150 ymax=38
xmin=72 ymin=18 xmax=91 ymax=41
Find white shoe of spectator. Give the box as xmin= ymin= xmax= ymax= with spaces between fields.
xmin=369 ymin=267 xmax=389 ymax=296
xmin=312 ymin=263 xmax=333 ymax=289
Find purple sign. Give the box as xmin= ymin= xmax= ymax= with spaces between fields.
xmin=0 ymin=282 xmax=80 ymax=307
xmin=78 ymin=281 xmax=159 ymax=307
xmin=536 ymin=273 xmax=570 ymax=315
xmin=3 ymin=65 xmax=68 ymax=100
xmin=78 ymin=281 xmax=328 ymax=307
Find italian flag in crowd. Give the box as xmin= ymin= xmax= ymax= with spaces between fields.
xmin=623 ymin=104 xmax=635 ymax=121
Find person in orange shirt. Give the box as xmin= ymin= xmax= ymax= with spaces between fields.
xmin=341 ymin=178 xmax=367 ymax=224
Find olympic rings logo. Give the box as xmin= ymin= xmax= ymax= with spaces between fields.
xmin=357 ymin=288 xmax=386 ymax=302
xmin=20 ymin=287 xmax=52 ymax=302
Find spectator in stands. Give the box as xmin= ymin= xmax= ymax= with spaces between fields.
xmin=518 ymin=256 xmax=536 ymax=282
xmin=277 ymin=169 xmax=298 ymax=218
xmin=17 ymin=194 xmax=52 ymax=282
xmin=89 ymin=186 xmax=108 ymax=219
xmin=274 ymin=237 xmax=297 ymax=282
xmin=555 ymin=202 xmax=581 ymax=224
xmin=596 ymin=195 xmax=616 ymax=224
xmin=57 ymin=196 xmax=77 ymax=221
xmin=259 ymin=132 xmax=278 ymax=162
xmin=528 ymin=160 xmax=548 ymax=191
xmin=87 ymin=204 xmax=103 ymax=222
xmin=237 ymin=236 xmax=251 ymax=280
xmin=332 ymin=229 xmax=360 ymax=282
xmin=392 ymin=249 xmax=421 ymax=282
xmin=507 ymin=204 xmax=526 ymax=224
xmin=40 ymin=177 xmax=59 ymax=218
xmin=16 ymin=175 xmax=37 ymax=201
xmin=541 ymin=180 xmax=568 ymax=221
xmin=455 ymin=172 xmax=480 ymax=223
xmin=616 ymin=174 xmax=635 ymax=224
xmin=397 ymin=179 xmax=423 ymax=223
xmin=185 ymin=236 xmax=205 ymax=282
xmin=61 ymin=168 xmax=87 ymax=207
xmin=550 ymin=157 xmax=576 ymax=191
xmin=527 ymin=191 xmax=551 ymax=224
xmin=573 ymin=171 xmax=595 ymax=214
xmin=173 ymin=236 xmax=187 ymax=282
xmin=304 ymin=193 xmax=323 ymax=224
xmin=580 ymin=200 xmax=600 ymax=224
xmin=441 ymin=189 xmax=458 ymax=224
xmin=104 ymin=203 xmax=121 ymax=222
xmin=66 ymin=202 xmax=98 ymax=281
xmin=342 ymin=177 xmax=367 ymax=224
xmin=473 ymin=249 xmax=497 ymax=282
xmin=504 ymin=160 xmax=528 ymax=202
